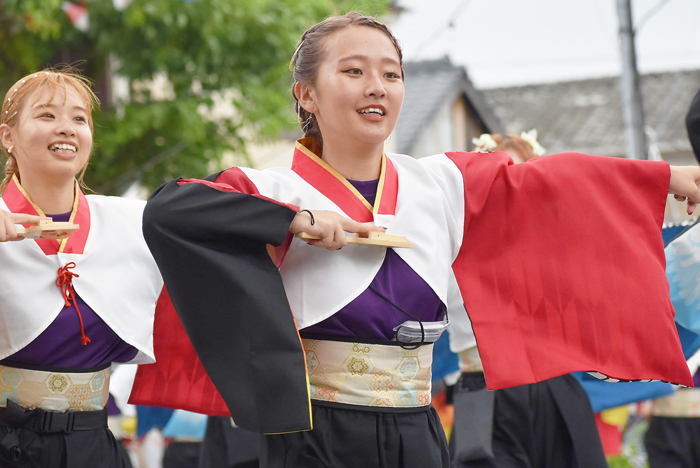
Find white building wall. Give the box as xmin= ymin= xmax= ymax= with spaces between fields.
xmin=410 ymin=101 xmax=454 ymax=158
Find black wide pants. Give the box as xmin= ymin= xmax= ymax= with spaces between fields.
xmin=0 ymin=424 xmax=131 ymax=468
xmin=261 ymin=403 xmax=449 ymax=468
xmin=451 ymin=374 xmax=607 ymax=468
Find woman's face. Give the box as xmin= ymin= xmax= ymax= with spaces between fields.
xmin=306 ymin=26 xmax=404 ymax=149
xmin=2 ymin=85 xmax=92 ymax=182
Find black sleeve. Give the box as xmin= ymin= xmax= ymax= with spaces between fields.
xmin=142 ymin=178 xmax=312 ymax=434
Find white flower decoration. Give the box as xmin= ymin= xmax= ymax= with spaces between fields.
xmin=472 ymin=133 xmax=498 ymax=152
xmin=520 ymin=129 xmax=546 ymax=156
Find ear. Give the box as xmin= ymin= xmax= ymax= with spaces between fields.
xmin=294 ymin=82 xmax=316 ymax=114
xmin=0 ymin=124 xmax=14 ymax=152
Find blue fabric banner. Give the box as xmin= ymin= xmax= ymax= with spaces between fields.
xmin=573 ymin=323 xmax=700 ymax=412
xmin=432 ymin=331 xmax=460 ymax=382
xmin=666 ymin=220 xmax=700 ymax=335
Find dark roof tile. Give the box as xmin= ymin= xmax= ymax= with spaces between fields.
xmin=482 ymin=69 xmax=700 ymax=156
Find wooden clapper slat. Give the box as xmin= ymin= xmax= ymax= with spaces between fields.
xmin=17 ymin=220 xmax=80 ymax=240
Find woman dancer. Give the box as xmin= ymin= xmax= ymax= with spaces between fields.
xmin=132 ymin=12 xmax=700 ymax=468
xmin=0 ymin=69 xmax=162 ymax=467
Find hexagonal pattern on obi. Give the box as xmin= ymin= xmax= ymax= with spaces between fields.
xmin=0 ymin=367 xmax=23 ymax=389
xmin=90 ymin=371 xmax=107 ymax=392
xmin=345 ymin=356 xmax=372 ymax=377
xmin=397 ymin=357 xmax=420 ymax=380
xmin=0 ymin=364 xmax=111 ymax=412
xmin=45 ymin=374 xmax=72 ymax=395
xmin=302 ymin=338 xmax=434 ymax=408
xmin=68 ymin=384 xmax=92 ymax=410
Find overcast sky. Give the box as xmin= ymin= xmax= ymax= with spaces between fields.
xmin=390 ymin=0 xmax=700 ymax=88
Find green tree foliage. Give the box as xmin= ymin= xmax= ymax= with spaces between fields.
xmin=0 ymin=0 xmax=389 ymax=193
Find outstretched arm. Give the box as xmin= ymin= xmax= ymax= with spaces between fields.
xmin=444 ymin=151 xmax=693 ymax=390
xmin=669 ymin=165 xmax=700 ymax=215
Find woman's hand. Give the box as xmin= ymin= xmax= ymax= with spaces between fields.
xmin=289 ymin=210 xmax=384 ymax=250
xmin=669 ymin=166 xmax=700 ymax=215
xmin=0 ymin=211 xmax=44 ymax=242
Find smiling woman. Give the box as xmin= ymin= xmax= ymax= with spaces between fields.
xmin=131 ymin=11 xmax=700 ymax=468
xmin=0 ymin=69 xmax=163 ymax=468
xmin=0 ymin=71 xmax=96 ymax=198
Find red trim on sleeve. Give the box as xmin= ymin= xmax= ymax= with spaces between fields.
xmin=214 ymin=167 xmax=261 ymax=194
xmin=177 ymin=167 xmax=296 ymax=211
xmin=130 ymin=287 xmax=231 ymax=416
xmin=178 ymin=168 xmax=297 ymax=260
xmin=269 ymin=232 xmax=294 ymax=268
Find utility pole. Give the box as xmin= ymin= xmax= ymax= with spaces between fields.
xmin=617 ymin=0 xmax=647 ymax=159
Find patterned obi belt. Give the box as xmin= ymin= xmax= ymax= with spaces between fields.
xmin=302 ymin=338 xmax=433 ymax=409
xmin=0 ymin=363 xmax=110 ymax=412
xmin=653 ymin=388 xmax=700 ymax=418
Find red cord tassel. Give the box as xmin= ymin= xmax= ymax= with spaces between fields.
xmin=56 ymin=262 xmax=91 ymax=346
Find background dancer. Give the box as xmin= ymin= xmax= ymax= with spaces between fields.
xmin=0 ymin=68 xmax=162 ymax=468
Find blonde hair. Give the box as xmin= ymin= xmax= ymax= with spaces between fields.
xmin=1 ymin=66 xmax=99 ymax=195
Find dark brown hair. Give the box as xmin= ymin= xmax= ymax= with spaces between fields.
xmin=1 ymin=66 xmax=99 ymax=194
xmin=289 ymin=12 xmax=404 ymax=150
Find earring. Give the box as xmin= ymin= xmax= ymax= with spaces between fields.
xmin=7 ymin=146 xmax=13 ymax=154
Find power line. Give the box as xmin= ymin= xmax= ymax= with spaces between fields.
xmin=636 ymin=0 xmax=673 ymax=33
xmin=413 ymin=0 xmax=473 ymax=59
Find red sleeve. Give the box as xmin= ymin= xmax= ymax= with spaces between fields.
xmin=129 ymin=287 xmax=230 ymax=416
xmin=448 ymin=151 xmax=693 ymax=389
